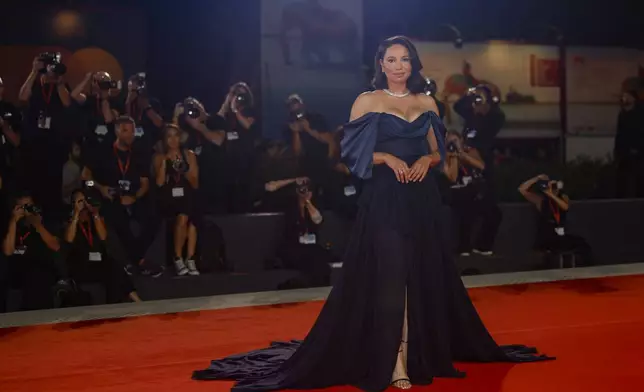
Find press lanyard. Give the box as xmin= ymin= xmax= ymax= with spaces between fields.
xmin=113 ymin=144 xmax=132 ymax=178
xmin=79 ymin=222 xmax=93 ymax=248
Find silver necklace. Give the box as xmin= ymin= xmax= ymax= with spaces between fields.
xmin=383 ymin=89 xmax=410 ymax=98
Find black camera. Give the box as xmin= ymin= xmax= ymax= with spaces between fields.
xmin=290 ymin=108 xmax=306 ymax=122
xmin=184 ymin=100 xmax=201 ymax=119
xmin=97 ymin=80 xmax=121 ymax=91
xmin=2 ymin=112 xmax=12 ymax=120
xmin=38 ymin=52 xmax=66 ymax=75
xmin=296 ymin=183 xmax=310 ymax=195
xmin=133 ymin=72 xmax=147 ymax=94
xmin=535 ymin=179 xmax=563 ymax=193
xmin=235 ymin=92 xmax=251 ymax=106
xmin=22 ymin=204 xmax=42 ymax=214
xmin=446 ymin=141 xmax=459 ymax=153
xmin=83 ymin=181 xmax=102 ymax=208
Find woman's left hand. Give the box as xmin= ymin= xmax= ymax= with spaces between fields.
xmin=409 ymin=155 xmax=439 ymax=182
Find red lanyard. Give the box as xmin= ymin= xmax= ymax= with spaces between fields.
xmin=549 ymin=200 xmax=561 ymax=225
xmin=19 ymin=231 xmax=31 ymax=246
xmin=113 ymin=144 xmax=132 ymax=177
xmin=79 ymin=222 xmax=93 ymax=248
xmin=40 ymin=78 xmax=54 ymax=106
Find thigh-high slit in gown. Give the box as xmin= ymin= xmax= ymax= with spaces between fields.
xmin=193 ymin=111 xmax=554 ymax=391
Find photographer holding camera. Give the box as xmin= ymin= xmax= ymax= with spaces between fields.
xmin=174 ymin=97 xmax=228 ymax=214
xmin=453 ymin=84 xmax=505 ymax=183
xmin=71 ymin=72 xmax=119 ymax=158
xmin=62 ymin=189 xmax=141 ymax=305
xmin=0 ymin=77 xmax=21 ymax=188
xmin=519 ymin=174 xmax=591 ymax=265
xmin=154 ymin=124 xmax=200 ymax=276
xmin=276 ymin=179 xmax=333 ymax=289
xmin=18 ymin=53 xmax=73 ymax=218
xmin=0 ymin=193 xmax=68 ymax=311
xmin=81 ymin=116 xmax=156 ymax=276
xmin=118 ymin=73 xmax=164 ymax=163
xmin=218 ymin=82 xmax=260 ymax=213
xmin=444 ymin=130 xmax=501 ymax=256
xmin=285 ymin=94 xmax=335 ymax=204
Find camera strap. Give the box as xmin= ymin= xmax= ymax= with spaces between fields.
xmin=79 ymin=222 xmax=94 ymax=248
xmin=40 ymin=78 xmax=54 ymax=106
xmin=113 ymin=144 xmax=132 ymax=178
xmin=548 ymin=200 xmax=561 ymax=225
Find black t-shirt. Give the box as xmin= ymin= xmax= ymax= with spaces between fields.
xmin=9 ymin=222 xmax=57 ymax=266
xmin=23 ymin=78 xmax=70 ymax=141
xmin=67 ymin=219 xmax=107 ymax=264
xmin=182 ymin=115 xmax=227 ymax=193
xmin=285 ymin=112 xmax=330 ymax=180
xmin=223 ymin=109 xmax=260 ymax=173
xmin=536 ymin=195 xmax=568 ymax=248
xmin=87 ymin=144 xmax=149 ymax=195
xmin=284 ymin=203 xmax=319 ymax=245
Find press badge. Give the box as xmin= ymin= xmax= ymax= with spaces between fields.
xmin=227 ymin=131 xmax=239 ymax=141
xmin=299 ymin=233 xmax=317 ymax=245
xmin=88 ymin=252 xmax=102 ymax=262
xmin=118 ymin=180 xmax=131 ymax=192
xmin=13 ymin=246 xmax=26 ymax=255
xmin=555 ymin=227 xmax=565 ymax=236
xmin=38 ymin=115 xmax=52 ymax=130
xmin=135 ymin=127 xmax=145 ymax=137
xmin=172 ymin=187 xmax=184 ymax=197
xmin=95 ymin=124 xmax=108 ymax=136
xmin=344 ymin=185 xmax=357 ymax=196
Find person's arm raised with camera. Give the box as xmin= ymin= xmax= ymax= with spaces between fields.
xmin=231 ymin=97 xmax=255 ymax=130
xmin=518 ymin=174 xmax=548 ymax=209
xmin=138 ymin=94 xmax=164 ymax=128
xmin=186 ymin=102 xmax=226 ymax=146
xmin=71 ymin=72 xmax=94 ymax=105
xmin=65 ymin=197 xmax=84 ymax=243
xmin=27 ymin=212 xmax=60 ymax=252
xmin=18 ymin=57 xmax=43 ymax=102
xmin=543 ymin=182 xmax=570 ymax=211
xmin=2 ymin=205 xmax=25 ymax=256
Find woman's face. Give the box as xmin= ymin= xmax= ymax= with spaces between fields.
xmin=165 ymin=128 xmax=181 ymax=150
xmin=71 ymin=143 xmax=81 ymax=159
xmin=380 ymin=44 xmax=412 ymax=86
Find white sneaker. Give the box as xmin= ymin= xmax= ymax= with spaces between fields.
xmin=460 ymin=252 xmax=471 ymax=257
xmin=473 ymin=249 xmax=494 ymax=256
xmin=174 ymin=258 xmax=189 ymax=276
xmin=186 ymin=259 xmax=200 ymax=276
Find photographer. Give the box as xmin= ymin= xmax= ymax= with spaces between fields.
xmin=252 ymin=140 xmax=301 ymax=212
xmin=63 ymin=189 xmax=141 ymax=305
xmin=174 ymin=98 xmax=228 ymax=214
xmin=444 ymin=130 xmax=501 ymax=256
xmin=0 ymin=77 xmax=21 ymax=187
xmin=614 ymin=91 xmax=644 ymax=198
xmin=276 ymin=179 xmax=333 ymax=289
xmin=0 ymin=193 xmax=67 ymax=311
xmin=18 ymin=53 xmax=72 ymax=217
xmin=218 ymin=82 xmax=260 ymax=213
xmin=81 ymin=116 xmax=156 ymax=276
xmin=119 ymin=73 xmax=164 ymax=163
xmin=519 ymin=174 xmax=591 ymax=265
xmin=454 ymin=84 xmax=505 ymax=182
xmin=71 ymin=72 xmax=119 ymax=160
xmin=154 ymin=124 xmax=200 ymax=276
xmin=285 ymin=94 xmax=334 ymax=203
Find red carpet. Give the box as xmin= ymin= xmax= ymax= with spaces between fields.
xmin=1 ymin=275 xmax=644 ymax=392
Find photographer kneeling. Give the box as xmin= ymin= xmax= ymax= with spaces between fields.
xmin=444 ymin=130 xmax=501 ymax=256
xmin=1 ymin=193 xmax=68 ymax=311
xmin=154 ymin=124 xmax=200 ymax=276
xmin=519 ymin=174 xmax=591 ymax=266
xmin=63 ymin=190 xmax=141 ymax=304
xmin=276 ymin=179 xmax=333 ymax=289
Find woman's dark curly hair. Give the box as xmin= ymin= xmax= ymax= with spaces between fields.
xmin=371 ymin=35 xmax=426 ymax=94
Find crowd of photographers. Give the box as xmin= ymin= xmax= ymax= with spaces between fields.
xmin=0 ymin=52 xmax=594 ymax=312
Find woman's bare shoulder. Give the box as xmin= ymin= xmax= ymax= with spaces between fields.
xmin=350 ymin=91 xmax=383 ymax=120
xmin=416 ymin=94 xmax=439 ymax=114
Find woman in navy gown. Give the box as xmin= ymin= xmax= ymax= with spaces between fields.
xmin=193 ymin=35 xmax=553 ymax=392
